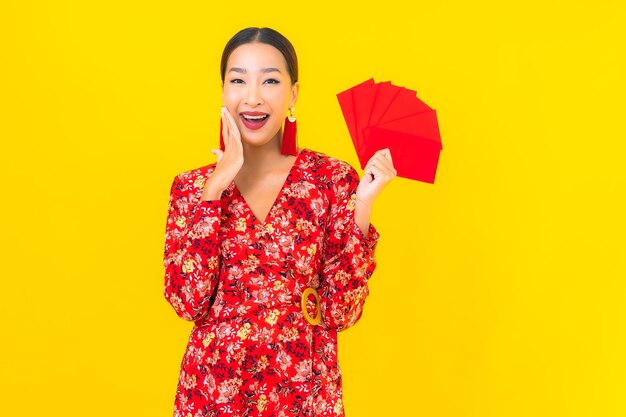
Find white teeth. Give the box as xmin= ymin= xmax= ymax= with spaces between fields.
xmin=242 ymin=114 xmax=267 ymax=120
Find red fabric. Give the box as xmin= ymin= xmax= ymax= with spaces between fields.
xmin=163 ymin=148 xmax=380 ymax=416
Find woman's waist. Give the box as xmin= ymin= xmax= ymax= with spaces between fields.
xmin=194 ymin=287 xmax=320 ymax=327
xmin=188 ymin=293 xmax=340 ymax=384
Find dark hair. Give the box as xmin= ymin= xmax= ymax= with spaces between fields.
xmin=220 ymin=27 xmax=298 ymax=85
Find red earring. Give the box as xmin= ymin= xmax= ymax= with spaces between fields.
xmin=281 ymin=107 xmax=298 ymax=156
xmin=219 ymin=118 xmax=225 ymax=151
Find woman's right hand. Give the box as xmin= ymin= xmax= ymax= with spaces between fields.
xmin=201 ymin=106 xmax=244 ymax=201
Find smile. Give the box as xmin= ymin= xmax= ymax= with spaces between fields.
xmin=240 ymin=113 xmax=270 ymax=130
xmin=242 ymin=114 xmax=268 ymax=120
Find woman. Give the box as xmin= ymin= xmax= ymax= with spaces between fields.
xmin=163 ymin=27 xmax=396 ymax=416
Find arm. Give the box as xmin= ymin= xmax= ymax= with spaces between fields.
xmin=354 ymin=196 xmax=374 ymax=239
xmin=163 ymin=174 xmax=222 ymax=321
xmin=319 ymin=164 xmax=380 ymax=332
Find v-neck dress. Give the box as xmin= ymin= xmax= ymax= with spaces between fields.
xmin=163 ymin=148 xmax=380 ymax=417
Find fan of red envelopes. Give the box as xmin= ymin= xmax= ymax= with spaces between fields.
xmin=336 ymin=78 xmax=443 ymax=184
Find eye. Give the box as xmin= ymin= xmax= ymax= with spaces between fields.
xmin=265 ymin=79 xmax=280 ymax=84
xmin=230 ymin=79 xmax=244 ymax=84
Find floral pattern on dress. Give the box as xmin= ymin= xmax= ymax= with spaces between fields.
xmin=163 ymin=148 xmax=380 ymax=417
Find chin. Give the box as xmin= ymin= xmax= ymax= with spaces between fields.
xmin=240 ymin=130 xmax=281 ymax=147
xmin=239 ymin=136 xmax=274 ymax=149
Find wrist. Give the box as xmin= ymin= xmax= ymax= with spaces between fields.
xmin=202 ymin=181 xmax=225 ymax=201
xmin=354 ymin=198 xmax=373 ymax=238
xmin=355 ymin=194 xmax=374 ymax=211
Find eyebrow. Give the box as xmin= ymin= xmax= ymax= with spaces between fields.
xmin=227 ymin=67 xmax=281 ymax=74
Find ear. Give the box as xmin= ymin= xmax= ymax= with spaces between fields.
xmin=290 ymin=81 xmax=299 ymax=108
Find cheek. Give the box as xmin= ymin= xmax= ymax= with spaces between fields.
xmin=266 ymin=89 xmax=290 ymax=107
xmin=222 ymin=96 xmax=241 ymax=122
xmin=222 ymin=89 xmax=238 ymax=104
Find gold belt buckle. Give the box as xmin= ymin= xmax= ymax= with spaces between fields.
xmin=301 ymin=287 xmax=322 ymax=325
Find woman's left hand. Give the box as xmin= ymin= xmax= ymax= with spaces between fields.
xmin=356 ymin=148 xmax=397 ymax=205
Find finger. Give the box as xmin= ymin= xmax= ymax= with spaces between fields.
xmin=382 ymin=148 xmax=393 ymax=165
xmin=211 ymin=149 xmax=224 ymax=163
xmin=366 ymin=154 xmax=392 ymax=173
xmin=364 ymin=160 xmax=378 ymax=177
xmin=221 ymin=110 xmax=231 ymax=148
xmin=372 ymin=148 xmax=393 ymax=166
xmin=373 ymin=152 xmax=396 ymax=173
xmin=364 ymin=154 xmax=382 ymax=170
xmin=365 ymin=159 xmax=395 ymax=180
xmin=225 ymin=118 xmax=243 ymax=156
xmin=365 ymin=163 xmax=382 ymax=182
xmin=365 ymin=154 xmax=380 ymax=170
xmin=223 ymin=108 xmax=241 ymax=144
xmin=382 ymin=148 xmax=396 ymax=172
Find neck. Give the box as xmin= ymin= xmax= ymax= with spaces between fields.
xmin=240 ymin=132 xmax=290 ymax=173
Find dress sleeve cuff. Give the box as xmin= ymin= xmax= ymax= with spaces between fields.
xmin=351 ymin=220 xmax=380 ymax=254
xmin=189 ymin=199 xmax=222 ymax=224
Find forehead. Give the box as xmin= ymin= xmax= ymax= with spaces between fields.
xmin=226 ymin=42 xmax=287 ymax=72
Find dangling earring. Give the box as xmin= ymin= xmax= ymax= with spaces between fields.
xmin=281 ymin=106 xmax=298 ymax=156
xmin=219 ymin=118 xmax=225 ymax=151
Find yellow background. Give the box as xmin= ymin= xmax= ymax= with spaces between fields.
xmin=1 ymin=1 xmax=624 ymax=416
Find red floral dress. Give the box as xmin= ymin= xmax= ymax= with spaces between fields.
xmin=163 ymin=148 xmax=380 ymax=417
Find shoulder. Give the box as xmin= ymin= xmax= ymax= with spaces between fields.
xmin=300 ymin=148 xmax=360 ymax=181
xmin=169 ymin=163 xmax=216 ymax=196
xmin=300 ymin=149 xmax=361 ymax=202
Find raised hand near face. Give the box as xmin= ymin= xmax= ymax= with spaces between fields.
xmin=202 ymin=106 xmax=245 ymax=201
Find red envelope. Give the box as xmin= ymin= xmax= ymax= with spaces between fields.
xmin=367 ymin=81 xmax=396 ymax=126
xmin=336 ymin=78 xmax=443 ymax=184
xmin=336 ymin=78 xmax=374 ymax=161
xmin=351 ymin=79 xmax=378 ymax=159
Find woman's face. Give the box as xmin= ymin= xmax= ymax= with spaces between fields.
xmin=222 ymin=42 xmax=299 ymax=147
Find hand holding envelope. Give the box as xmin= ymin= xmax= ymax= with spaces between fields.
xmin=336 ymin=78 xmax=443 ymax=184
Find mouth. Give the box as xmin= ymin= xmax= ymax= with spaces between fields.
xmin=240 ymin=113 xmax=270 ymax=130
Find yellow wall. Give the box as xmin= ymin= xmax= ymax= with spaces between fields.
xmin=1 ymin=1 xmax=624 ymax=416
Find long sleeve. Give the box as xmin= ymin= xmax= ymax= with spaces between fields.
xmin=319 ymin=163 xmax=380 ymax=332
xmin=163 ymin=174 xmax=222 ymax=321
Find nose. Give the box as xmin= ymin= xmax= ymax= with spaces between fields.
xmin=244 ymin=83 xmax=263 ymax=106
